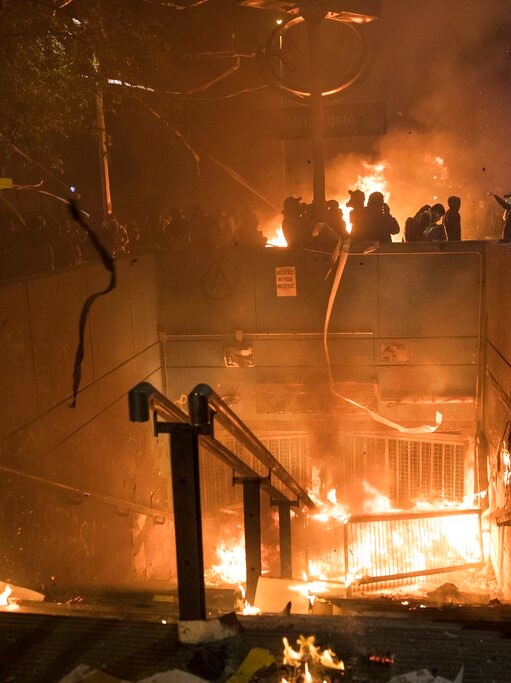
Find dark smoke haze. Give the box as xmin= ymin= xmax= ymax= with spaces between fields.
xmin=375 ymin=0 xmax=511 ymax=237
xmin=263 ymin=0 xmax=511 ymax=240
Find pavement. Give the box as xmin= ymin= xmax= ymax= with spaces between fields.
xmin=0 ymin=594 xmax=511 ymax=683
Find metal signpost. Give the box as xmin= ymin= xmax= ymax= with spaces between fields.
xmin=240 ymin=0 xmax=381 ymax=220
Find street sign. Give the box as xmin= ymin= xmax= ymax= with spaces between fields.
xmin=276 ymin=101 xmax=386 ymax=139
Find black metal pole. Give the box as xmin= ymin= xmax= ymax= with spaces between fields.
xmin=242 ymin=479 xmax=262 ymax=604
xmin=170 ymin=428 xmax=206 ymax=621
xmin=278 ymin=501 xmax=293 ymax=578
xmin=304 ymin=8 xmax=327 ymax=223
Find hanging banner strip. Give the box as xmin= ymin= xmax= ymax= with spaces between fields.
xmin=323 ymin=240 xmax=442 ymax=434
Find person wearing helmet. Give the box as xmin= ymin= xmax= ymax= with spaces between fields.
xmin=345 ymin=189 xmax=367 ymax=240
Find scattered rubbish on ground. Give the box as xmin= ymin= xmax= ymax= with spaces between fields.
xmin=388 ymin=666 xmax=463 ymax=683
xmin=57 ymin=664 xmax=129 ymax=683
xmin=138 ymin=670 xmax=208 ymax=683
xmin=186 ymin=643 xmax=227 ymax=680
xmin=178 ymin=611 xmax=242 ymax=644
xmin=426 ymin=583 xmax=464 ymax=605
xmin=0 ymin=580 xmax=44 ymax=605
xmin=253 ymin=576 xmax=310 ymax=614
xmin=369 ymin=652 xmax=395 ymax=666
xmin=226 ymin=647 xmax=276 ymax=683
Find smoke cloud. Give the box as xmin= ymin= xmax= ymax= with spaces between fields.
xmin=262 ymin=1 xmax=511 ymax=241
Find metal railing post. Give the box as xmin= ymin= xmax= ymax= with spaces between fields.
xmin=129 ymin=381 xmax=316 ymax=617
xmin=277 ymin=501 xmax=293 ymax=578
xmin=169 ymin=425 xmax=206 ymax=621
xmin=241 ymin=478 xmax=262 ymax=604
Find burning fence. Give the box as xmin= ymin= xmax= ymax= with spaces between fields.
xmin=202 ymin=429 xmax=482 ymax=603
xmin=203 ymin=501 xmax=484 ymax=604
xmin=305 ymin=507 xmax=484 ymax=590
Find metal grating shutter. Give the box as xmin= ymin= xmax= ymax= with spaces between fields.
xmin=199 ymin=444 xmax=242 ymax=513
xmin=333 ymin=434 xmax=466 ymax=507
xmin=258 ymin=434 xmax=311 ymax=488
xmin=336 ymin=435 xmax=386 ymax=498
xmin=199 ymin=433 xmax=311 ymax=513
xmin=388 ymin=439 xmax=465 ymax=505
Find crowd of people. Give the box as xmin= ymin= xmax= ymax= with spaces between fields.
xmin=281 ymin=189 xmax=511 ymax=245
xmin=0 ymin=204 xmax=269 ymax=278
xmin=281 ymin=190 xmax=460 ymax=247
xmin=1 ymin=188 xmax=510 ymax=279
xmin=282 ymin=191 xmax=400 ymax=249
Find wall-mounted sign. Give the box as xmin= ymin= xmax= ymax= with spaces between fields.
xmin=276 ymin=266 xmax=297 ymax=297
xmin=277 ymin=102 xmax=386 ymax=139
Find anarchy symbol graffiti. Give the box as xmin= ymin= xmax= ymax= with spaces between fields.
xmin=202 ymin=258 xmax=237 ymax=301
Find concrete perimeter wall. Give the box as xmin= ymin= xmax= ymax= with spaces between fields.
xmin=0 ymin=253 xmax=175 ymax=595
xmin=158 ymin=242 xmax=483 ymax=436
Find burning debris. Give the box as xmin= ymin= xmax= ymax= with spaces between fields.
xmin=369 ymin=653 xmax=396 ymax=667
xmin=0 ymin=581 xmax=44 ymax=609
xmin=282 ymin=635 xmax=345 ymax=683
xmin=205 ymin=535 xmax=248 ymax=587
xmin=425 ymin=583 xmax=464 ymax=606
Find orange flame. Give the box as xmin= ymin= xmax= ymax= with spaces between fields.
xmin=305 ymin=481 xmax=484 ymax=590
xmin=266 ymin=226 xmax=288 ymax=247
xmin=282 ymin=635 xmax=345 ymax=679
xmin=340 ymin=161 xmax=390 ymax=234
xmin=361 ymin=480 xmax=394 ymax=513
xmin=0 ymin=585 xmax=12 ymax=606
xmin=238 ymin=584 xmax=261 ymax=615
xmin=205 ymin=536 xmax=246 ymax=586
xmin=309 ymin=487 xmax=350 ymax=524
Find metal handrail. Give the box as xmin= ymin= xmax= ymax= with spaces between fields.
xmin=189 ymin=383 xmax=316 ymax=510
xmin=128 ymin=381 xmax=315 ymax=509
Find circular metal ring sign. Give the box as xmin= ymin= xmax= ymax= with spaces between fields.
xmin=259 ymin=16 xmax=367 ymax=103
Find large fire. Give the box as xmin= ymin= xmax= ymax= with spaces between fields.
xmin=262 ymin=153 xmax=453 ymax=245
xmin=305 ymin=481 xmax=484 ymax=591
xmin=204 ymin=478 xmax=484 ymax=610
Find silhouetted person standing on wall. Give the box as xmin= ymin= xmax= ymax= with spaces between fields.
xmin=365 ymin=192 xmax=400 ymax=242
xmin=423 ymin=203 xmax=446 ymax=241
xmin=405 ymin=205 xmax=430 ymax=242
xmin=491 ymin=192 xmax=511 ymax=239
xmin=444 ymin=196 xmax=462 ymax=240
xmin=310 ymin=199 xmax=347 ymax=250
xmin=233 ymin=210 xmax=267 ymax=247
xmin=345 ymin=189 xmax=367 ymax=241
xmin=326 ymin=199 xmax=348 ymax=240
xmin=282 ymin=196 xmax=305 ymax=248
